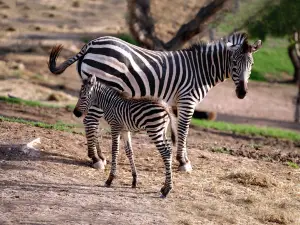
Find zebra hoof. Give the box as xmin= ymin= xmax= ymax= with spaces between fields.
xmin=178 ymin=162 xmax=192 ymax=172
xmin=160 ymin=185 xmax=172 ymax=198
xmin=92 ymin=159 xmax=106 ymax=170
xmin=104 ymin=181 xmax=111 ymax=187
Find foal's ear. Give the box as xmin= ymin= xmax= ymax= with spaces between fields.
xmin=90 ymin=74 xmax=97 ymax=85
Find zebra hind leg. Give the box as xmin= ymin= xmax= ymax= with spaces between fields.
xmin=122 ymin=131 xmax=137 ymax=188
xmin=84 ymin=115 xmax=106 ymax=170
xmin=148 ymin=131 xmax=173 ymax=197
xmin=105 ymin=128 xmax=121 ymax=187
xmin=176 ymin=102 xmax=196 ymax=172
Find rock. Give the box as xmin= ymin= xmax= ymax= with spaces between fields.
xmin=47 ymin=92 xmax=71 ymax=102
xmin=8 ymin=62 xmax=25 ymax=70
xmin=6 ymin=27 xmax=16 ymax=32
xmin=72 ymin=1 xmax=80 ymax=7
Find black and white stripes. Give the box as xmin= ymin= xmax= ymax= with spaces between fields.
xmin=49 ymin=32 xmax=262 ymax=172
xmin=73 ymin=74 xmax=176 ymax=197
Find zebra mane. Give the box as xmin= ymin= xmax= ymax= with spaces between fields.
xmin=119 ymin=91 xmax=160 ymax=103
xmin=225 ymin=32 xmax=248 ymax=46
xmin=118 ymin=91 xmax=173 ymax=111
xmin=185 ymin=32 xmax=249 ymax=51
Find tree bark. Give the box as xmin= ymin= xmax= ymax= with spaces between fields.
xmin=127 ymin=0 xmax=230 ymax=50
xmin=290 ymin=31 xmax=300 ymax=122
xmin=288 ymin=44 xmax=300 ymax=83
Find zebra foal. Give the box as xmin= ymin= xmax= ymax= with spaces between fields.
xmin=49 ymin=32 xmax=262 ymax=172
xmin=74 ymin=74 xmax=176 ymax=197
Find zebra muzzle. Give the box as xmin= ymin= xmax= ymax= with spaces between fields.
xmin=73 ymin=108 xmax=83 ymax=117
xmin=236 ymin=80 xmax=248 ymax=99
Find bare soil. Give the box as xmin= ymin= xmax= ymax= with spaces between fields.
xmin=1 ymin=120 xmax=300 ymax=225
xmin=1 ymin=0 xmax=300 ymax=224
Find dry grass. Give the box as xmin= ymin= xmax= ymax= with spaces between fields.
xmin=226 ymin=170 xmax=277 ymax=188
xmin=256 ymin=207 xmax=294 ymax=224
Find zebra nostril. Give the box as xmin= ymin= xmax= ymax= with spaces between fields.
xmin=236 ymin=86 xmax=247 ymax=99
xmin=73 ymin=108 xmax=82 ymax=117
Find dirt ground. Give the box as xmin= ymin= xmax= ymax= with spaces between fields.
xmin=1 ymin=119 xmax=300 ymax=225
xmin=1 ymin=0 xmax=300 ymax=224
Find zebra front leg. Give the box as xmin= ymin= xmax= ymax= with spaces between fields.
xmin=83 ymin=114 xmax=106 ymax=170
xmin=148 ymin=131 xmax=173 ymax=197
xmin=176 ymin=101 xmax=196 ymax=172
xmin=105 ymin=128 xmax=121 ymax=187
xmin=121 ymin=131 xmax=137 ymax=188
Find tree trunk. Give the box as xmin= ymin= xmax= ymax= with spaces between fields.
xmin=290 ymin=31 xmax=300 ymax=122
xmin=127 ymin=0 xmax=230 ymax=50
xmin=288 ymin=44 xmax=300 ymax=83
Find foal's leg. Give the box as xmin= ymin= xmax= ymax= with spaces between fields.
xmin=105 ymin=127 xmax=121 ymax=187
xmin=83 ymin=110 xmax=106 ymax=169
xmin=121 ymin=131 xmax=137 ymax=188
xmin=147 ymin=130 xmax=173 ymax=197
xmin=95 ymin=127 xmax=107 ymax=167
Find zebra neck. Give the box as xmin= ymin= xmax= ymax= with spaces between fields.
xmin=192 ymin=43 xmax=231 ymax=86
xmin=92 ymin=85 xmax=113 ymax=110
xmin=184 ymin=43 xmax=231 ymax=101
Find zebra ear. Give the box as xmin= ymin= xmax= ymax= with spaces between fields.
xmin=226 ymin=42 xmax=239 ymax=51
xmin=226 ymin=42 xmax=233 ymax=48
xmin=250 ymin=40 xmax=262 ymax=53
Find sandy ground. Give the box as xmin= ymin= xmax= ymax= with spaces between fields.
xmin=1 ymin=0 xmax=300 ymax=224
xmin=0 ymin=120 xmax=300 ymax=225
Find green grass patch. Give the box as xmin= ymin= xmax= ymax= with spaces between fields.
xmin=66 ymin=104 xmax=75 ymax=111
xmin=250 ymin=69 xmax=267 ymax=82
xmin=0 ymin=96 xmax=61 ymax=108
xmin=251 ymin=40 xmax=293 ymax=81
xmin=192 ymin=119 xmax=300 ymax=142
xmin=287 ymin=161 xmax=299 ymax=169
xmin=210 ymin=146 xmax=232 ymax=154
xmin=0 ymin=116 xmax=76 ymax=133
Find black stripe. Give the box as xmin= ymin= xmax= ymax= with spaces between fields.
xmin=83 ymin=58 xmax=135 ymax=96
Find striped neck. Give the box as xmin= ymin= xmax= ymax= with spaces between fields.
xmin=91 ymin=84 xmax=115 ymax=110
xmin=188 ymin=41 xmax=231 ymax=89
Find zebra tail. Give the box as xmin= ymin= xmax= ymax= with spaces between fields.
xmin=48 ymin=44 xmax=86 ymax=75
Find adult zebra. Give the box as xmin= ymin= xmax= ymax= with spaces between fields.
xmin=48 ymin=32 xmax=262 ymax=172
xmin=74 ymin=74 xmax=176 ymax=197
